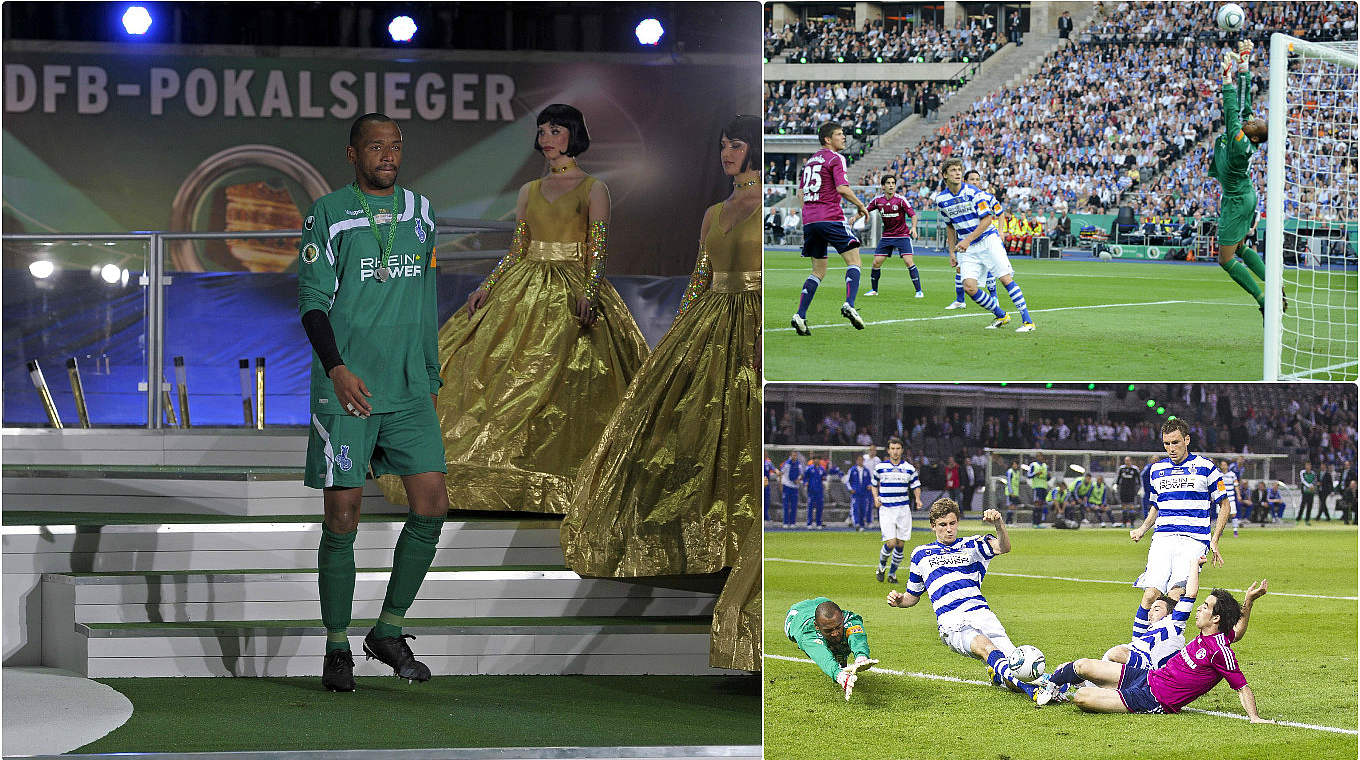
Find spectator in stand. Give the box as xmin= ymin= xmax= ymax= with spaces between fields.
xmin=1058 ymin=10 xmax=1073 ymax=41
xmin=944 ymin=456 xmax=962 ymax=505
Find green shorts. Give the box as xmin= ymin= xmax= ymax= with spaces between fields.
xmin=1216 ymin=189 xmax=1259 ymax=246
xmin=304 ymin=404 xmax=446 ymax=489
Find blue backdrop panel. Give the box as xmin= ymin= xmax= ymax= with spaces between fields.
xmin=3 ymin=271 xmax=687 ymax=427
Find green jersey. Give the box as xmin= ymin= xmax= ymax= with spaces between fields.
xmin=1006 ymin=467 xmax=1022 ymax=497
xmin=1048 ymin=486 xmax=1068 ymax=507
xmin=1300 ymin=469 xmax=1318 ymax=494
xmin=297 ymin=184 xmax=441 ymax=415
xmin=784 ymin=597 xmax=870 ymax=681
xmin=1090 ymin=480 xmax=1107 ymax=506
xmin=1209 ymin=71 xmax=1257 ymax=197
xmin=1072 ymin=479 xmax=1094 ymax=502
xmin=1029 ymin=461 xmax=1049 ymax=490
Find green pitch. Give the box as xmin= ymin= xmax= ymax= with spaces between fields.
xmin=765 ymin=523 xmax=1358 ymax=760
xmin=763 ymin=250 xmax=1359 ymax=381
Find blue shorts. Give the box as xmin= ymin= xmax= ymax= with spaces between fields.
xmin=877 ymin=236 xmax=914 ymax=257
xmin=802 ymin=221 xmax=860 ymax=259
xmin=1117 ymin=664 xmax=1165 ymax=714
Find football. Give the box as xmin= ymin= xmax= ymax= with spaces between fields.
xmin=1008 ymin=645 xmax=1046 ymax=682
xmin=1216 ymin=3 xmax=1245 ymax=31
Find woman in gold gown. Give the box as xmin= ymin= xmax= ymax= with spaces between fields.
xmin=382 ymin=104 xmax=647 ymax=514
xmin=561 ymin=115 xmax=762 ymax=671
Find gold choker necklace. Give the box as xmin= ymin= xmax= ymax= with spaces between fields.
xmin=734 ymin=178 xmax=758 ymax=189
xmin=550 ymin=161 xmax=577 ymax=174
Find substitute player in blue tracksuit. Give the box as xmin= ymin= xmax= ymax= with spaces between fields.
xmin=781 ymin=452 xmax=804 ymax=527
xmin=847 ymin=456 xmax=874 ymax=531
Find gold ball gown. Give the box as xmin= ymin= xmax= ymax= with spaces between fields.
xmin=560 ymin=199 xmax=761 ymax=671
xmin=380 ymin=176 xmax=647 ymax=513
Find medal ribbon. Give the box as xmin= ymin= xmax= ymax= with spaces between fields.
xmin=351 ymin=183 xmax=400 ymax=265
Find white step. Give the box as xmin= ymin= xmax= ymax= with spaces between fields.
xmin=55 ymin=620 xmax=727 ymax=677
xmin=46 ymin=570 xmax=717 ymax=623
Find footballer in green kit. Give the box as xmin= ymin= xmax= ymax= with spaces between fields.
xmin=784 ymin=597 xmax=878 ymax=700
xmin=297 ymin=113 xmax=448 ymax=692
xmin=1209 ymin=40 xmax=1273 ymax=316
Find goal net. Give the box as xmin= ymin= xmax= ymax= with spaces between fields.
xmin=1264 ymin=34 xmax=1358 ymax=380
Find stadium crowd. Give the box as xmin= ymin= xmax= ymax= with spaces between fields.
xmin=832 ymin=0 xmax=1357 ymax=221
xmin=764 ymin=16 xmax=1001 ymax=65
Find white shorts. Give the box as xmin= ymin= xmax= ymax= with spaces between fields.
xmin=957 ymin=234 xmax=1013 ymax=283
xmin=879 ymin=505 xmax=913 ymax=541
xmin=1134 ymin=534 xmax=1209 ymax=593
xmin=938 ymin=608 xmax=1015 ymax=659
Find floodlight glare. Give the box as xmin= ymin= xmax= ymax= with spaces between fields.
xmin=29 ymin=260 xmax=55 ymax=279
xmin=100 ymin=263 xmax=122 ymax=284
xmin=635 ymin=18 xmax=664 ymax=46
xmin=122 ymin=6 xmax=153 ymax=35
xmin=388 ymin=16 xmax=417 ymax=43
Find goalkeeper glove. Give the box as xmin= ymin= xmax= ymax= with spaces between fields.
xmin=836 ymin=668 xmax=858 ymax=701
xmin=1221 ymin=50 xmax=1239 ymax=84
xmin=1237 ymin=39 xmax=1254 ymax=64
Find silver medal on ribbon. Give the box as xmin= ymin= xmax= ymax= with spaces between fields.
xmin=375 ymin=265 xmax=391 ymax=282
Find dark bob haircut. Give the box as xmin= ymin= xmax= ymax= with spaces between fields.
xmin=721 ymin=114 xmax=761 ymax=173
xmin=534 ymin=104 xmax=590 ymax=157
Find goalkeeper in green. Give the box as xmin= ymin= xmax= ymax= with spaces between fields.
xmin=783 ymin=597 xmax=877 ymax=700
xmin=1210 ymin=40 xmax=1272 ymax=315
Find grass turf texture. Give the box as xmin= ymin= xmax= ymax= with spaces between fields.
xmin=763 ymin=250 xmax=1359 ymax=381
xmin=77 ymin=674 xmax=759 ymax=752
xmin=765 ymin=522 xmax=1358 ymax=760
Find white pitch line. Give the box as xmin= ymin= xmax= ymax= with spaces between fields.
xmin=764 ymin=557 xmax=1357 ymax=601
xmin=764 ymin=654 xmax=1359 ymax=735
xmin=762 ymin=265 xmax=1216 ymax=281
xmin=764 ymin=300 xmax=1252 ymax=332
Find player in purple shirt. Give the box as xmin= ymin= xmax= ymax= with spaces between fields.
xmin=854 ymin=175 xmax=922 ymax=299
xmin=1044 ymin=579 xmax=1271 ymax=721
xmin=792 ymin=122 xmax=871 ymax=336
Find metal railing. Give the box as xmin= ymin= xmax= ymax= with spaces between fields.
xmin=4 ymin=223 xmax=509 ymax=429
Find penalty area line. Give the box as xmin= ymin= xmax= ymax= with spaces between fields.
xmin=763 ymin=557 xmax=1357 ymax=601
xmin=765 ymin=654 xmax=1358 ymax=735
xmin=764 ymin=300 xmax=1253 ymax=332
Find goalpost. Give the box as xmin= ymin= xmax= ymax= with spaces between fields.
xmin=1264 ymin=33 xmax=1359 ymax=380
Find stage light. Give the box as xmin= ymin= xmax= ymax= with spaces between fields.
xmin=635 ymin=18 xmax=664 ymax=46
xmin=836 ymin=56 xmax=845 ymax=62
xmin=1156 ymin=406 xmax=1165 ymax=415
xmin=799 ymin=56 xmax=807 ymax=63
xmin=122 ymin=6 xmax=152 ymax=35
xmin=1045 ymin=383 xmax=1053 ymax=388
xmin=1128 ymin=384 xmax=1136 ymax=391
xmin=1087 ymin=383 xmax=1096 ymax=390
xmin=29 ymin=260 xmax=54 ymax=279
xmin=1146 ymin=399 xmax=1156 ymax=408
xmin=100 ymin=263 xmax=121 ymax=284
xmin=388 ymin=16 xmax=417 ymax=42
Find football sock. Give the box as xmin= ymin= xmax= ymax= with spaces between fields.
xmin=375 ymin=511 xmax=445 ymax=639
xmin=797 ymin=275 xmax=822 ymax=318
xmin=1221 ymin=258 xmax=1264 ymax=306
xmin=986 ymin=649 xmax=1036 ymax=697
xmin=1239 ymin=245 xmax=1266 ymax=280
xmin=986 ymin=274 xmax=997 ymax=300
xmin=845 ymin=265 xmax=861 ymax=307
xmin=877 ymin=544 xmax=891 ymax=571
xmin=1048 ymin=661 xmax=1080 ymax=687
xmin=970 ymin=288 xmax=1005 ymax=317
xmin=318 ymin=525 xmax=358 ymax=653
xmin=1132 ymin=605 xmax=1150 ymax=638
xmin=888 ymin=548 xmax=903 ymax=575
xmin=1004 ymin=281 xmax=1032 ymax=323
xmin=908 ymin=265 xmax=922 ymax=293
xmin=871 ymin=267 xmax=882 ymax=291
xmin=954 ymin=273 xmax=965 ymax=302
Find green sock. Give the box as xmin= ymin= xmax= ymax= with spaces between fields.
xmin=374 ymin=511 xmax=444 ymax=638
xmin=318 ymin=525 xmax=357 ymax=653
xmin=1238 ymin=246 xmax=1266 ymax=280
xmin=1221 ymin=258 xmax=1265 ymax=306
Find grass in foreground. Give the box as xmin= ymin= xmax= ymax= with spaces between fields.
xmin=763 ymin=250 xmax=1358 ymax=381
xmin=764 ymin=523 xmax=1358 ymax=760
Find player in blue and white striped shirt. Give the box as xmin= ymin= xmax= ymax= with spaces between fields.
xmin=1105 ymin=554 xmax=1207 ymax=669
xmin=887 ymin=498 xmax=1055 ymax=705
xmin=871 ymin=437 xmax=921 ymax=584
xmin=931 ymin=157 xmax=1035 ymax=332
xmin=1129 ymin=418 xmax=1231 ymax=636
